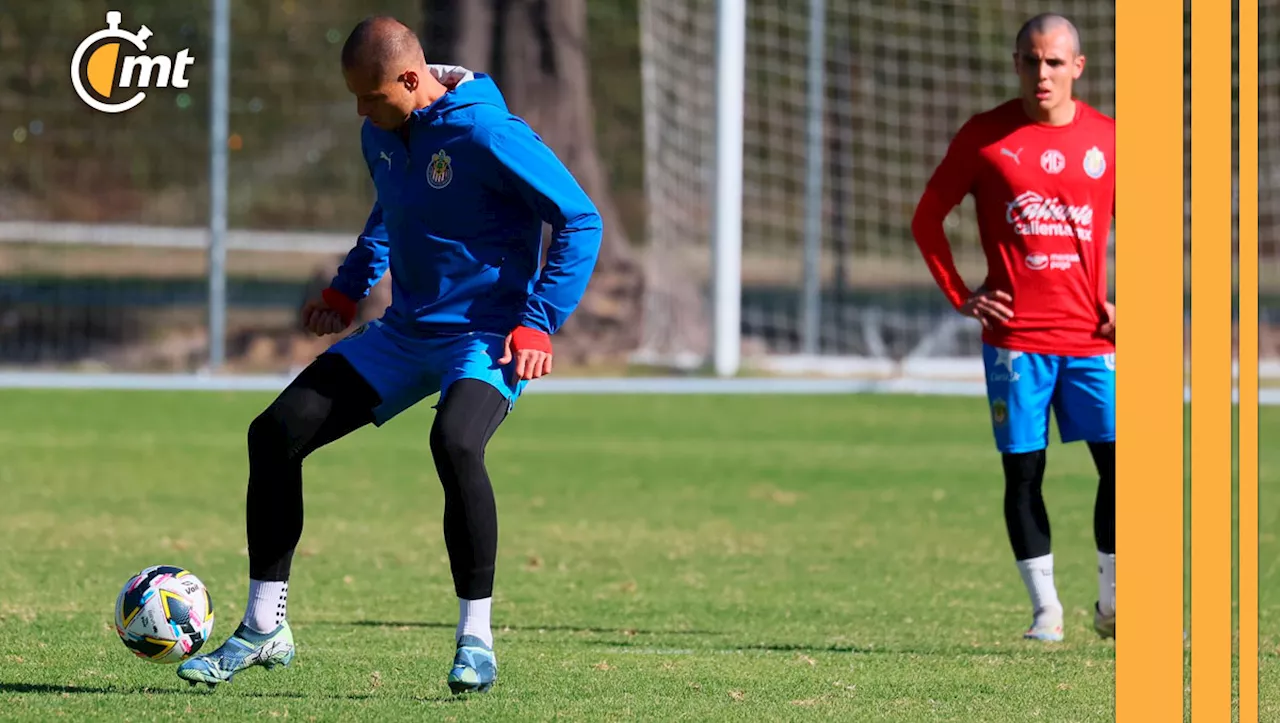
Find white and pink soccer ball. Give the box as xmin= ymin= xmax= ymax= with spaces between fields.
xmin=114 ymin=565 xmax=215 ymax=664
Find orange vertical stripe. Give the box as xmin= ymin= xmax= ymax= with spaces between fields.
xmin=1114 ymin=0 xmax=1187 ymax=720
xmin=1189 ymin=0 xmax=1236 ymax=718
xmin=1237 ymin=0 xmax=1259 ymax=719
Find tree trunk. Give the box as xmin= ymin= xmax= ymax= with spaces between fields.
xmin=422 ymin=0 xmax=645 ymax=366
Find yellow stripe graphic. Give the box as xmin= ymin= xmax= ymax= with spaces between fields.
xmin=1190 ymin=0 xmax=1235 ymax=718
xmin=1237 ymin=0 xmax=1259 ymax=719
xmin=1115 ymin=0 xmax=1186 ymax=719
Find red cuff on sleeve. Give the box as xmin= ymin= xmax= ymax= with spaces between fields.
xmin=321 ymin=287 xmax=358 ymax=326
xmin=510 ymin=325 xmax=552 ymax=354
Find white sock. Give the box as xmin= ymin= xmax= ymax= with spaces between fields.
xmin=243 ymin=580 xmax=288 ymax=634
xmin=1015 ymin=554 xmax=1062 ymax=614
xmin=1098 ymin=551 xmax=1116 ymax=616
xmin=457 ymin=597 xmax=493 ymax=647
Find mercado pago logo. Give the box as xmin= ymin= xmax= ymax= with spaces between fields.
xmin=71 ymin=11 xmax=195 ymax=113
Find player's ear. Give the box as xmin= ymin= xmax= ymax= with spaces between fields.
xmin=1073 ymin=54 xmax=1086 ymax=79
xmin=401 ymin=70 xmax=419 ymax=91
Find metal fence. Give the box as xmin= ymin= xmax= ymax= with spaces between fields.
xmin=0 ymin=2 xmax=1267 ymax=381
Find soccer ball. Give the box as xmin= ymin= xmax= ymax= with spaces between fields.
xmin=114 ymin=565 xmax=215 ymax=664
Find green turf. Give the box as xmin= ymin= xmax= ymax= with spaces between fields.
xmin=0 ymin=389 xmax=1269 ymax=721
xmin=1257 ymin=403 xmax=1280 ymax=722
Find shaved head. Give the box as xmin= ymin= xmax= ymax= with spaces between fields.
xmin=340 ymin=16 xmax=445 ymax=130
xmin=1015 ymin=13 xmax=1081 ymax=56
xmin=1011 ymin=13 xmax=1086 ymax=125
xmin=341 ymin=15 xmax=424 ymax=81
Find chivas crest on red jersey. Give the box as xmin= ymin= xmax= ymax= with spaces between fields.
xmin=1082 ymin=146 xmax=1107 ymax=179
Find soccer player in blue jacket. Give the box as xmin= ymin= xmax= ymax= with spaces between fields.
xmin=177 ymin=16 xmax=603 ymax=694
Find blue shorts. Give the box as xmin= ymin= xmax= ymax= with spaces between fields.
xmin=327 ymin=320 xmax=528 ymax=426
xmin=982 ymin=343 xmax=1115 ymax=454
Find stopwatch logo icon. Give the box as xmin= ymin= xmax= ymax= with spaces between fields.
xmin=71 ymin=11 xmax=196 ymax=114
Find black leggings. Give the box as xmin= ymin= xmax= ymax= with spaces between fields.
xmin=245 ymin=352 xmax=509 ymax=599
xmin=1002 ymin=440 xmax=1115 ymax=560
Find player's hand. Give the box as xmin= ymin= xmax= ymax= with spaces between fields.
xmin=959 ymin=286 xmax=1014 ymax=329
xmin=1098 ymin=301 xmax=1116 ymax=342
xmin=301 ymin=290 xmax=353 ymax=337
xmin=498 ymin=326 xmax=554 ymax=380
xmin=301 ymin=297 xmax=346 ymax=336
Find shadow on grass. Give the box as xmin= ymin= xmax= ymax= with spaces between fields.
xmin=581 ymin=638 xmax=1068 ymax=657
xmin=2 ymin=682 xmax=507 ymax=706
xmin=303 ymin=621 xmax=1062 ymax=658
xmin=307 ymin=619 xmax=727 ymax=637
xmin=0 ymin=682 xmax=373 ymax=700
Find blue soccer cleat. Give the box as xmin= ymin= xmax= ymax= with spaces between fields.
xmin=447 ymin=635 xmax=497 ymax=694
xmin=176 ymin=621 xmax=295 ymax=688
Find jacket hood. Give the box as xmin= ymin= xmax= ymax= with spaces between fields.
xmin=423 ymin=64 xmax=509 ymax=116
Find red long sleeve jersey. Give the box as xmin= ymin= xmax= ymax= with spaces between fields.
xmin=914 ymin=99 xmax=1115 ymax=357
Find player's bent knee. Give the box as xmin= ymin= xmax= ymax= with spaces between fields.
xmin=429 ymin=380 xmax=507 ymax=471
xmin=247 ymin=407 xmax=294 ymax=463
xmin=247 ymin=388 xmax=330 ymax=464
xmin=429 ymin=414 xmax=486 ymax=468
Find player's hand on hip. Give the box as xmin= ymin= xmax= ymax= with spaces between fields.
xmin=499 ymin=326 xmax=554 ymax=380
xmin=1098 ymin=301 xmax=1116 ymax=342
xmin=958 ymin=286 xmax=1014 ymax=328
xmin=300 ymin=296 xmax=348 ymax=336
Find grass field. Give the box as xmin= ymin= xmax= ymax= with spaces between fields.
xmin=0 ymin=389 xmax=1275 ymax=721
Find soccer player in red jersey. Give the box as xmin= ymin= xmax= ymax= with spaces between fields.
xmin=910 ymin=13 xmax=1115 ymax=642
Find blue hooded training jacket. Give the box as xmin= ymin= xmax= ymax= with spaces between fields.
xmin=329 ymin=66 xmax=603 ymax=337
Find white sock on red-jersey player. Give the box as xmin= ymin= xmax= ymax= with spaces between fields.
xmin=1097 ymin=551 xmax=1116 ymax=617
xmin=1015 ymin=554 xmax=1061 ymax=615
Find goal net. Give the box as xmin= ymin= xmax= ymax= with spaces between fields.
xmin=1261 ymin=3 xmax=1280 ymax=367
xmin=638 ymin=0 xmax=1145 ymax=376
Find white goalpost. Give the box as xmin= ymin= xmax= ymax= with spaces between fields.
xmin=635 ymin=0 xmax=1124 ymax=381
